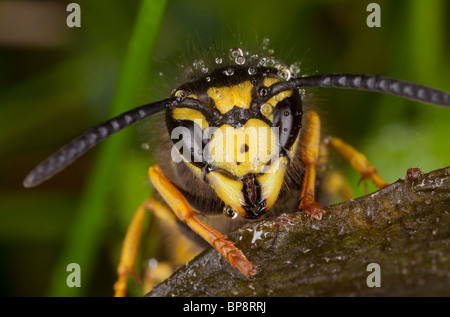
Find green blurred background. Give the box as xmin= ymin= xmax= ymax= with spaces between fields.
xmin=0 ymin=0 xmax=448 ymax=296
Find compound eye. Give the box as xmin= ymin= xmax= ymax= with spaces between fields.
xmin=169 ymin=120 xmax=207 ymax=168
xmin=272 ymin=94 xmax=302 ymax=151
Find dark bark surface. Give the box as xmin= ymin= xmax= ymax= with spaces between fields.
xmin=147 ymin=167 xmax=450 ymax=297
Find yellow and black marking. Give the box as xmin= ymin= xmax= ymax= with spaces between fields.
xmin=166 ymin=66 xmax=302 ymax=219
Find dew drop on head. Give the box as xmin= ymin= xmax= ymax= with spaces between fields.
xmin=224 ymin=67 xmax=235 ymax=76
xmin=266 ymin=56 xmax=278 ymax=67
xmin=277 ymin=67 xmax=292 ymax=81
xmin=193 ymin=59 xmax=207 ymax=73
xmin=229 ymin=47 xmax=244 ymax=60
xmin=235 ymin=55 xmax=246 ymax=65
xmin=248 ymin=67 xmax=257 ymax=76
xmin=261 ymin=38 xmax=270 ymax=50
xmin=290 ymin=62 xmax=301 ymax=76
xmin=258 ymin=57 xmax=267 ymax=67
xmin=200 ymin=66 xmax=209 ymax=74
xmin=261 ymin=103 xmax=273 ymax=116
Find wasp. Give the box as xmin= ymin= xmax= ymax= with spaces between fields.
xmin=23 ymin=44 xmax=450 ymax=296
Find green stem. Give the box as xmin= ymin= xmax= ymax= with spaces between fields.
xmin=46 ymin=0 xmax=167 ymax=296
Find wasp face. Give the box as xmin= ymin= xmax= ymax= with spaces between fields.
xmin=166 ymin=66 xmax=303 ymax=219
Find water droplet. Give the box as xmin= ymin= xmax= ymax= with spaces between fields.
xmin=258 ymin=57 xmax=267 ymax=67
xmin=193 ymin=59 xmax=206 ymax=72
xmin=175 ymin=90 xmax=186 ymax=101
xmin=224 ymin=67 xmax=234 ymax=76
xmin=229 ymin=47 xmax=244 ymax=60
xmin=193 ymin=59 xmax=202 ymax=68
xmin=261 ymin=38 xmax=270 ymax=50
xmin=249 ymin=54 xmax=259 ymax=62
xmin=261 ymin=103 xmax=273 ymax=116
xmin=206 ymin=76 xmax=211 ymax=82
xmin=200 ymin=65 xmax=209 ymax=74
xmin=215 ymin=57 xmax=223 ymax=65
xmin=235 ymin=55 xmax=245 ymax=65
xmin=299 ymin=88 xmax=306 ymax=99
xmin=277 ymin=64 xmax=292 ymax=81
xmin=266 ymin=56 xmax=278 ymax=67
xmin=290 ymin=62 xmax=301 ymax=75
xmin=275 ymin=93 xmax=284 ymax=101
xmin=148 ymin=258 xmax=158 ymax=269
xmin=248 ymin=67 xmax=257 ymax=75
xmin=258 ymin=86 xmax=268 ymax=97
xmin=158 ymin=72 xmax=164 ymax=76
xmin=223 ymin=206 xmax=237 ymax=219
xmin=251 ymin=228 xmax=264 ymax=244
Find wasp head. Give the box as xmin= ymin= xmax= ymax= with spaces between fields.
xmin=167 ymin=66 xmax=303 ymax=219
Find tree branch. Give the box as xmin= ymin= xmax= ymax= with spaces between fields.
xmin=147 ymin=167 xmax=450 ymax=296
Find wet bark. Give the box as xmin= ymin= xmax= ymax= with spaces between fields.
xmin=147 ymin=167 xmax=450 ymax=297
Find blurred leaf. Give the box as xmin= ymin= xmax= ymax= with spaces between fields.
xmin=0 ymin=193 xmax=75 ymax=243
xmin=46 ymin=0 xmax=167 ymax=297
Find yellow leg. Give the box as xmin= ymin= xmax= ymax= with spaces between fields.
xmin=142 ymin=200 xmax=201 ymax=294
xmin=114 ymin=195 xmax=201 ymax=297
xmin=323 ymin=170 xmax=354 ymax=202
xmin=149 ymin=165 xmax=257 ymax=277
xmin=144 ymin=261 xmax=176 ymax=294
xmin=299 ymin=111 xmax=327 ymax=220
xmin=147 ymin=199 xmax=200 ymax=264
xmin=326 ymin=137 xmax=389 ymax=189
xmin=114 ymin=199 xmax=151 ymax=297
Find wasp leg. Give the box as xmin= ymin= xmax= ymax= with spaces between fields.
xmin=145 ymin=199 xmax=201 ymax=264
xmin=325 ymin=136 xmax=389 ymax=189
xmin=143 ymin=200 xmax=201 ymax=294
xmin=113 ymin=197 xmax=201 ymax=297
xmin=114 ymin=198 xmax=151 ymax=297
xmin=148 ymin=165 xmax=258 ymax=277
xmin=322 ymin=170 xmax=354 ymax=202
xmin=144 ymin=261 xmax=176 ymax=294
xmin=299 ymin=111 xmax=327 ymax=220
